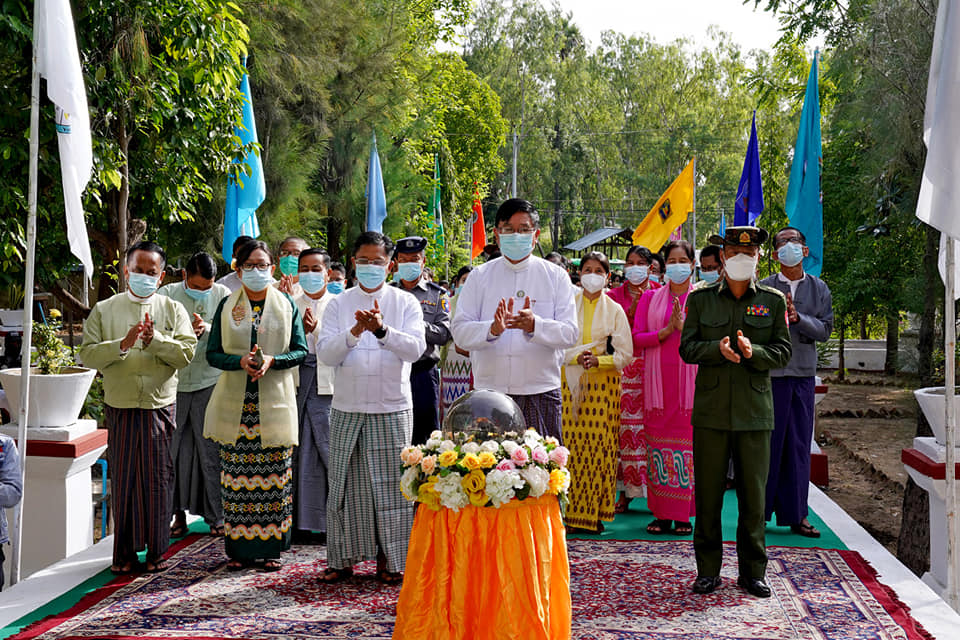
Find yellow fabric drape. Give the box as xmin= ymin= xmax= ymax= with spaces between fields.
xmin=393 ymin=496 xmax=571 ymax=640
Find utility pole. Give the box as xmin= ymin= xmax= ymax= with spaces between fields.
xmin=511 ymin=130 xmax=518 ymax=198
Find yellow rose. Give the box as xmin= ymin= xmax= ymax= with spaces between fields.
xmin=438 ymin=450 xmax=459 ymax=467
xmin=49 ymin=309 xmax=61 ymax=319
xmin=460 ymin=469 xmax=486 ymax=494
xmin=462 ymin=452 xmax=481 ymax=471
xmin=477 ymin=451 xmax=497 ymax=469
xmin=419 ymin=477 xmax=441 ymax=510
xmin=548 ymin=469 xmax=567 ymax=495
xmin=468 ymin=490 xmax=490 ymax=508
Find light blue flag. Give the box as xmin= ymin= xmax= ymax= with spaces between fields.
xmin=366 ymin=132 xmax=387 ymax=232
xmin=223 ymin=63 xmax=266 ymax=262
xmin=719 ymin=210 xmax=726 ymax=236
xmin=734 ymin=111 xmax=764 ymax=226
xmin=785 ymin=51 xmax=823 ymax=276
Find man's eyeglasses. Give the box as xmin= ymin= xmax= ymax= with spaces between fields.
xmin=355 ymin=258 xmax=388 ymax=267
xmin=498 ymin=226 xmax=536 ymax=235
xmin=240 ymin=263 xmax=273 ymax=272
xmin=773 ymin=237 xmax=804 ymax=248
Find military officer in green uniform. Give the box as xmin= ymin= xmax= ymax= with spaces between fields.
xmin=679 ymin=226 xmax=792 ymax=598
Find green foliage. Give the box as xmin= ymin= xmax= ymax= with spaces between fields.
xmin=30 ymin=313 xmax=74 ymax=375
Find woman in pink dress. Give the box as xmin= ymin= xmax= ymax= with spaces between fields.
xmin=632 ymin=240 xmax=698 ymax=534
xmin=606 ymin=245 xmax=659 ymax=513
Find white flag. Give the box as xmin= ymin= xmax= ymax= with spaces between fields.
xmin=36 ymin=0 xmax=94 ymax=285
xmin=917 ymin=0 xmax=960 ymax=297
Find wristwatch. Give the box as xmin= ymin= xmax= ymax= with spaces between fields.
xmin=373 ymin=326 xmax=387 ymax=340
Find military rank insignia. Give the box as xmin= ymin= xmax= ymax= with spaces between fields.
xmin=746 ymin=304 xmax=770 ymax=317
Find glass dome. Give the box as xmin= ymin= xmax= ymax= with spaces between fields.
xmin=442 ymin=389 xmax=526 ymax=440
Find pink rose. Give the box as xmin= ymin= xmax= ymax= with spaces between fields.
xmin=531 ymin=446 xmax=549 ymax=465
xmin=549 ymin=446 xmax=570 ymax=467
xmin=510 ymin=446 xmax=530 ymax=467
xmin=496 ymin=459 xmax=516 ymax=472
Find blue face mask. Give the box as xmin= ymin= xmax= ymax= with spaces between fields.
xmin=665 ymin=263 xmax=692 ymax=284
xmin=356 ymin=264 xmax=387 ymax=289
xmin=499 ymin=233 xmax=534 ymax=261
xmin=397 ymin=262 xmax=422 ymax=282
xmin=299 ymin=271 xmax=326 ymax=295
xmin=454 ymin=285 xmax=463 ymax=296
xmin=777 ymin=242 xmax=805 ymax=268
xmin=699 ymin=270 xmax=721 ymax=284
xmin=183 ymin=281 xmax=212 ymax=301
xmin=326 ymin=281 xmax=344 ymax=295
xmin=241 ymin=268 xmax=274 ymax=292
xmin=624 ymin=265 xmax=649 ymax=285
xmin=648 ymin=273 xmax=662 ymax=285
xmin=128 ymin=272 xmax=159 ymax=298
xmin=278 ymin=255 xmax=299 ymax=276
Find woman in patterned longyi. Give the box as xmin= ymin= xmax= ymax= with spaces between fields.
xmin=204 ymin=240 xmax=307 ymax=571
xmin=633 ymin=240 xmax=698 ymax=536
xmin=561 ymin=252 xmax=633 ymax=533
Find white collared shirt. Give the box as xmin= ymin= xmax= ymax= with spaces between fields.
xmin=317 ymin=284 xmax=425 ymax=413
xmin=451 ymin=255 xmax=579 ymax=394
xmin=294 ymin=291 xmax=336 ymax=395
xmin=777 ymin=270 xmax=807 ymax=299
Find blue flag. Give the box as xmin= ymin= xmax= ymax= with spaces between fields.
xmin=785 ymin=52 xmax=823 ymax=276
xmin=734 ymin=111 xmax=764 ymax=226
xmin=223 ymin=63 xmax=266 ymax=263
xmin=719 ymin=210 xmax=726 ymax=236
xmin=366 ymin=133 xmax=387 ymax=232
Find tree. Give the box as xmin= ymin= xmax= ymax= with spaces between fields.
xmin=0 ymin=0 xmax=251 ymax=313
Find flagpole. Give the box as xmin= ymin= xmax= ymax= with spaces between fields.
xmin=691 ymin=157 xmax=697 ymax=245
xmin=946 ymin=234 xmax=959 ymax=610
xmin=11 ymin=0 xmax=42 ymax=588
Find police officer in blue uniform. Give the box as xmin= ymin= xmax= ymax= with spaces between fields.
xmin=392 ymin=236 xmax=451 ymax=444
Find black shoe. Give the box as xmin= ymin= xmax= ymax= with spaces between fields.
xmin=692 ymin=575 xmax=722 ymax=594
xmin=737 ymin=576 xmax=771 ymax=598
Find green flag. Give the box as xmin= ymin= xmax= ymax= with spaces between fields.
xmin=430 ymin=154 xmax=444 ymax=248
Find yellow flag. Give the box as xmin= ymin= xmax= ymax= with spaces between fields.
xmin=632 ymin=159 xmax=696 ymax=250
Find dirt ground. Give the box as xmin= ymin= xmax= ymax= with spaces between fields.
xmin=814 ymin=373 xmax=919 ymax=554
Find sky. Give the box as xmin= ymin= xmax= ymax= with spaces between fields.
xmin=549 ymin=0 xmax=787 ymax=53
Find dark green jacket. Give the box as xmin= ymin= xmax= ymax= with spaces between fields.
xmin=679 ymin=279 xmax=792 ymax=431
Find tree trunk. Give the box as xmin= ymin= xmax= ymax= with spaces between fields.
xmin=837 ymin=314 xmax=846 ymax=381
xmin=860 ymin=312 xmax=868 ymax=339
xmin=326 ymin=216 xmax=343 ymax=263
xmin=896 ymin=223 xmax=939 ymax=576
xmin=917 ymin=226 xmax=939 ymax=386
xmin=117 ymin=122 xmax=130 ymax=292
xmin=884 ymin=309 xmax=899 ymax=375
xmin=553 ymin=179 xmax=561 ymax=251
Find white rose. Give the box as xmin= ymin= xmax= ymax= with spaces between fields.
xmin=439 ymin=439 xmax=456 ymax=452
xmin=430 ymin=430 xmax=443 ymax=440
xmin=425 ymin=438 xmax=442 ymax=450
xmin=502 ymin=441 xmax=520 ymax=456
xmin=480 ymin=440 xmax=500 ymax=453
xmin=520 ymin=466 xmax=550 ymax=498
xmin=462 ymin=442 xmax=481 ymax=454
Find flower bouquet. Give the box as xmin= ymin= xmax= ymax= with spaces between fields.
xmin=400 ymin=428 xmax=571 ymax=511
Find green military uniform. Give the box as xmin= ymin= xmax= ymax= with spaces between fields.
xmin=679 ymin=228 xmax=792 ymax=584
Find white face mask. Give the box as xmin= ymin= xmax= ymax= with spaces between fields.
xmin=723 ymin=253 xmax=758 ymax=282
xmin=580 ymin=273 xmax=607 ymax=293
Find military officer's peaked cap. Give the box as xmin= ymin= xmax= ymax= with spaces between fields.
xmin=395 ymin=236 xmax=428 ymax=254
xmin=707 ymin=226 xmax=769 ymax=247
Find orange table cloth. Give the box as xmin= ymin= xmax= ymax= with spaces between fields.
xmin=393 ymin=495 xmax=571 ymax=640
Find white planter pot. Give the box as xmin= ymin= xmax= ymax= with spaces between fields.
xmin=913 ymin=386 xmax=960 ymax=447
xmin=0 ymin=366 xmax=96 ymax=427
xmin=0 ymin=309 xmax=24 ymax=326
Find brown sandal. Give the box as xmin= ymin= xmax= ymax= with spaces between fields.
xmin=377 ymin=569 xmax=403 ymax=584
xmin=322 ymin=567 xmax=353 ymax=583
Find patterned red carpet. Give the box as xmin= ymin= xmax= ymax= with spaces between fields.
xmin=10 ymin=536 xmax=931 ymax=640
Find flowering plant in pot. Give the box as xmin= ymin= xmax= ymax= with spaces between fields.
xmin=0 ymin=310 xmax=97 ymax=427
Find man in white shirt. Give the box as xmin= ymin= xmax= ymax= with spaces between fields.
xmin=316 ymin=231 xmax=426 ymax=584
xmin=292 ymin=247 xmax=336 ymax=544
xmin=451 ymin=198 xmax=579 ymax=441
xmin=216 ymin=235 xmax=254 ymax=293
